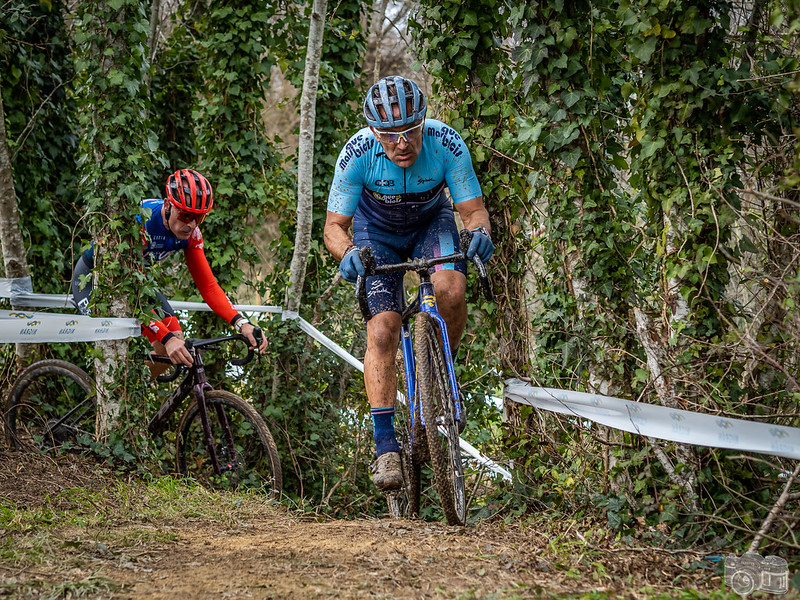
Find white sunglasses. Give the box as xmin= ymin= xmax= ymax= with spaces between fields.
xmin=372 ymin=121 xmax=425 ymax=144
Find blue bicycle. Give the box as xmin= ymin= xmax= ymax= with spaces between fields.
xmin=356 ymin=230 xmax=492 ymax=525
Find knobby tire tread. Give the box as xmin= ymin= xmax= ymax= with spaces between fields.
xmin=4 ymin=359 xmax=96 ymax=450
xmin=176 ymin=390 xmax=282 ymax=498
xmin=415 ymin=313 xmax=464 ymax=526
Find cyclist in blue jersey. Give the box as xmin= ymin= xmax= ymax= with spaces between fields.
xmin=324 ymin=76 xmax=494 ymax=491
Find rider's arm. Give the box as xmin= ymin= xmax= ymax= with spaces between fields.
xmin=324 ymin=131 xmax=369 ymax=261
xmin=183 ymin=237 xmax=240 ymax=324
xmin=183 ymin=240 xmax=266 ymax=352
xmin=324 ymin=211 xmax=357 ymax=260
xmin=454 ymin=197 xmax=491 ymax=235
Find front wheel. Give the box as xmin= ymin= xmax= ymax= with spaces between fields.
xmin=176 ymin=390 xmax=282 ymax=498
xmin=387 ymin=390 xmax=422 ymax=519
xmin=415 ymin=313 xmax=466 ymax=526
xmin=4 ymin=359 xmax=97 ymax=452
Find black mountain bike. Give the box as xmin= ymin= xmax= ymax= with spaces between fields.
xmin=356 ymin=229 xmax=492 ymax=525
xmin=3 ymin=333 xmax=282 ymax=496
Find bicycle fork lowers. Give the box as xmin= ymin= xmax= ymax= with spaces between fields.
xmin=148 ymin=344 xmax=238 ymax=476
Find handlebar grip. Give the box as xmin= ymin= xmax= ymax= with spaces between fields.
xmin=459 ymin=228 xmax=494 ymax=301
xmin=230 ymin=328 xmax=260 ymax=366
xmin=472 ymin=255 xmax=494 ymax=301
xmin=156 ymin=364 xmax=186 ymax=383
xmin=459 ymin=228 xmax=472 ymax=256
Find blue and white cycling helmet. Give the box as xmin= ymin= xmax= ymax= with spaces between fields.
xmin=363 ymin=76 xmax=427 ymax=128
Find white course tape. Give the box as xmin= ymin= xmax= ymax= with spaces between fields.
xmin=0 ymin=291 xmax=74 ymax=309
xmin=170 ymin=301 xmax=284 ymax=314
xmin=0 ymin=310 xmax=140 ymax=343
xmin=281 ymin=311 xmax=365 ymax=372
xmin=504 ymin=378 xmax=800 ymax=461
xmin=0 ymin=290 xmax=285 ymax=315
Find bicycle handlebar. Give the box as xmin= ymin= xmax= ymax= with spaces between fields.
xmin=355 ymin=228 xmax=493 ymax=321
xmin=151 ymin=328 xmax=263 ymax=383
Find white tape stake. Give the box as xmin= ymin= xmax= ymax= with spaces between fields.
xmin=0 ymin=310 xmax=140 ymax=343
xmin=504 ymin=378 xmax=800 ymax=461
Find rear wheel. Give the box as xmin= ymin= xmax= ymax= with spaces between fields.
xmin=176 ymin=390 xmax=282 ymax=497
xmin=4 ymin=360 xmax=96 ymax=452
xmin=415 ymin=313 xmax=466 ymax=526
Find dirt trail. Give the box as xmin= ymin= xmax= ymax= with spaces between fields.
xmin=80 ymin=515 xmax=705 ymax=599
xmin=0 ymin=452 xmax=726 ymax=599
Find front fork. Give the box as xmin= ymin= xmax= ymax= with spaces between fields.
xmin=412 ymin=281 xmax=463 ymax=430
xmin=193 ymin=358 xmax=235 ymax=475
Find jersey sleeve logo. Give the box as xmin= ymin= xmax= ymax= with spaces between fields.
xmin=429 ymin=125 xmax=464 ymax=158
xmin=338 ymin=134 xmax=375 ymax=170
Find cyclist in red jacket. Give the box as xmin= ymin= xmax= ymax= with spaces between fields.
xmin=72 ymin=169 xmax=265 ymax=368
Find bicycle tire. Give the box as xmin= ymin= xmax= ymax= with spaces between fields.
xmin=4 ymin=359 xmax=97 ymax=452
xmin=415 ymin=313 xmax=466 ymax=526
xmin=388 ymin=392 xmax=422 ymax=519
xmin=175 ymin=390 xmax=282 ymax=498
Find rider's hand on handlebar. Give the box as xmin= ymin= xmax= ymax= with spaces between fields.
xmin=467 ymin=228 xmax=495 ymax=263
xmin=340 ymin=245 xmax=365 ymax=283
xmin=165 ymin=336 xmax=194 ymax=366
xmin=240 ymin=322 xmax=267 ymax=353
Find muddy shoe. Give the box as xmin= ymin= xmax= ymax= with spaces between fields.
xmin=371 ymin=451 xmax=402 ymax=491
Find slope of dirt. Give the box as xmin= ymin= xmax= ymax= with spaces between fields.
xmin=0 ymin=451 xmax=742 ymax=599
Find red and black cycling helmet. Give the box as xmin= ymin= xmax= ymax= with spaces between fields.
xmin=165 ymin=169 xmax=213 ymax=214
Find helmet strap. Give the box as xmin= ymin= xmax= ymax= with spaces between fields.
xmin=163 ymin=200 xmax=174 ymax=234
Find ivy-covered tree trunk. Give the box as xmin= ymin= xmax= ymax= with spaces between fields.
xmin=286 ymin=0 xmax=328 ymax=313
xmin=73 ymin=0 xmax=155 ymax=437
xmin=0 ymin=90 xmax=33 ymax=364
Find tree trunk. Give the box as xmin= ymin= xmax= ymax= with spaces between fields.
xmin=0 ymin=89 xmax=34 ymax=364
xmin=74 ymin=1 xmax=152 ymax=437
xmin=285 ymin=0 xmax=328 ymax=313
xmin=369 ymin=0 xmax=390 ymax=82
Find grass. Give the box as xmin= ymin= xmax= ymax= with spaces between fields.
xmin=0 ymin=473 xmax=280 ymax=599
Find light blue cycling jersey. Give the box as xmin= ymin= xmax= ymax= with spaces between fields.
xmin=327 ymin=118 xmax=482 ymax=235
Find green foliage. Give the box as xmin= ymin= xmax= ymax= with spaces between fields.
xmin=72 ymin=0 xmax=158 ymax=322
xmin=0 ymin=1 xmax=80 ymax=293
xmin=3 ymin=0 xmax=799 ymax=544
xmin=413 ymin=0 xmax=800 ymax=556
xmin=252 ymin=0 xmax=377 ymax=510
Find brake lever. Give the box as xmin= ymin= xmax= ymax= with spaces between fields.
xmin=356 ymin=246 xmax=375 ymax=321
